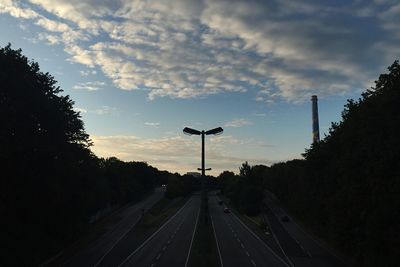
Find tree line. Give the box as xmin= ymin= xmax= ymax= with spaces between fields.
xmin=219 ymin=61 xmax=400 ymax=266
xmin=0 ymin=44 xmax=186 ymax=265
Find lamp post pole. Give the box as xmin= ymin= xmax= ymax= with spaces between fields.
xmin=201 ymin=130 xmax=205 ymax=175
xmin=183 ymin=126 xmax=223 ymax=224
xmin=201 ymin=131 xmax=206 ymax=223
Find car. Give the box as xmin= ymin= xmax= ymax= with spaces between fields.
xmin=223 ymin=208 xmax=230 ymax=213
xmin=281 ymin=215 xmax=290 ymax=222
xmin=218 ymin=200 xmax=223 ymax=205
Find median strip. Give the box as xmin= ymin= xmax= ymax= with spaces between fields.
xmin=186 ymin=199 xmax=221 ymax=267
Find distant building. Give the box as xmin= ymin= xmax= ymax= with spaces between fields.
xmin=186 ymin=172 xmax=201 ymax=178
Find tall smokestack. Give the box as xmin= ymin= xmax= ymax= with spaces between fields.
xmin=311 ymin=95 xmax=320 ymax=143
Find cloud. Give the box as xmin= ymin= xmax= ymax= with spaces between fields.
xmin=0 ymin=1 xmax=39 ymax=19
xmin=73 ymin=107 xmax=87 ymax=113
xmin=80 ymin=70 xmax=97 ymax=76
xmin=224 ymin=118 xmax=253 ymax=128
xmin=93 ymin=105 xmax=117 ymax=115
xmin=73 ymin=81 xmax=105 ymax=91
xmin=90 ymin=134 xmax=276 ymax=175
xmin=2 ymin=0 xmax=399 ymax=102
xmin=144 ymin=122 xmax=160 ymax=127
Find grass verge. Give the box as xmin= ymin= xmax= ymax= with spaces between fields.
xmin=187 ymin=200 xmax=220 ymax=267
xmin=139 ymin=197 xmax=185 ymax=227
xmin=124 ymin=196 xmax=189 ymax=250
xmin=45 ymin=196 xmax=188 ymax=266
xmin=276 ymin=203 xmax=351 ymax=266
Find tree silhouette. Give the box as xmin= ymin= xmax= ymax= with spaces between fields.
xmin=221 ymin=61 xmax=400 ymax=266
xmin=0 ymin=44 xmax=179 ymax=265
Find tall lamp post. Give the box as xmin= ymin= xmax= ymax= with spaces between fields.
xmin=183 ymin=127 xmax=223 ymax=222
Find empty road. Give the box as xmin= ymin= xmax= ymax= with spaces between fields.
xmin=57 ymin=188 xmax=165 ymax=266
xmin=115 ymin=194 xmax=201 ymax=267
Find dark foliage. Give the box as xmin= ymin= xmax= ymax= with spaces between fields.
xmin=0 ymin=44 xmax=176 ymax=265
xmin=219 ymin=162 xmax=265 ymax=216
xmin=166 ymin=173 xmax=200 ymax=198
xmin=234 ymin=61 xmax=400 ymax=266
xmin=220 ymin=61 xmax=400 ymax=266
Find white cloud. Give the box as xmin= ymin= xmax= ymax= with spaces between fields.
xmin=2 ymin=0 xmax=399 ymax=103
xmin=36 ymin=17 xmax=71 ymax=32
xmin=93 ymin=105 xmax=117 ymax=115
xmin=73 ymin=107 xmax=87 ymax=113
xmin=37 ymin=33 xmax=61 ymax=45
xmin=0 ymin=1 xmax=39 ymax=19
xmin=224 ymin=118 xmax=253 ymax=128
xmin=80 ymin=69 xmax=97 ymax=76
xmin=144 ymin=122 xmax=160 ymax=127
xmin=73 ymin=81 xmax=105 ymax=91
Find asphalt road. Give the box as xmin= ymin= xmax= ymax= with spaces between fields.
xmin=59 ymin=187 xmax=166 ymax=267
xmin=117 ymin=194 xmax=201 ymax=267
xmin=209 ymin=194 xmax=290 ymax=267
xmin=264 ymin=191 xmax=347 ymax=267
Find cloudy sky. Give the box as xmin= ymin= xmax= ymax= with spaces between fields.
xmin=1 ymin=0 xmax=399 ymax=175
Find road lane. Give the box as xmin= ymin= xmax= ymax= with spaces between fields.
xmin=119 ymin=194 xmax=201 ymax=267
xmin=60 ymin=188 xmax=165 ymax=267
xmin=264 ymin=191 xmax=347 ymax=267
xmin=209 ymin=195 xmax=289 ymax=267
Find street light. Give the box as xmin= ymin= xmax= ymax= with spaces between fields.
xmin=198 ymin=168 xmax=211 ymax=171
xmin=183 ymin=126 xmax=223 ymax=222
xmin=183 ymin=127 xmax=223 ymax=177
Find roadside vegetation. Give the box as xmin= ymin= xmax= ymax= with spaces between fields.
xmin=0 ymin=44 xmax=190 ymax=265
xmin=139 ymin=197 xmax=187 ymax=228
xmin=219 ymin=61 xmax=400 ymax=266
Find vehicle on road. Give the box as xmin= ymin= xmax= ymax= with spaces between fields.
xmin=223 ymin=207 xmax=230 ymax=213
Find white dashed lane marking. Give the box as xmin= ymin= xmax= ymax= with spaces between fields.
xmin=152 ymin=221 xmax=186 ymax=265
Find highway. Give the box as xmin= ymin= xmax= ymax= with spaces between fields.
xmin=264 ymin=192 xmax=347 ymax=267
xmin=58 ymin=187 xmax=166 ymax=266
xmin=117 ymin=194 xmax=201 ymax=267
xmin=54 ymin=189 xmax=344 ymax=267
xmin=209 ymin=194 xmax=290 ymax=267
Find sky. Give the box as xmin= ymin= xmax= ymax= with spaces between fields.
xmin=1 ymin=0 xmax=399 ymax=176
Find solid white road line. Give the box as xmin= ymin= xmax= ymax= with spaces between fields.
xmin=230 ymin=210 xmax=291 ymax=267
xmin=94 ymin=204 xmax=152 ymax=266
xmin=184 ymin=205 xmax=201 ymax=267
xmin=264 ymin=213 xmax=295 ymax=267
xmin=118 ymin=197 xmax=193 ymax=267
xmin=210 ymin=211 xmax=224 ymax=267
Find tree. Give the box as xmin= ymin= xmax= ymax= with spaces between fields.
xmin=239 ymin=161 xmax=251 ymax=177
xmin=0 ymin=44 xmax=93 ymax=265
xmin=265 ymin=60 xmax=400 ymax=266
xmin=0 ymin=44 xmax=185 ymax=265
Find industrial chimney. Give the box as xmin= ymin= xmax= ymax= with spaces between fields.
xmin=311 ymin=95 xmax=320 ymax=143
